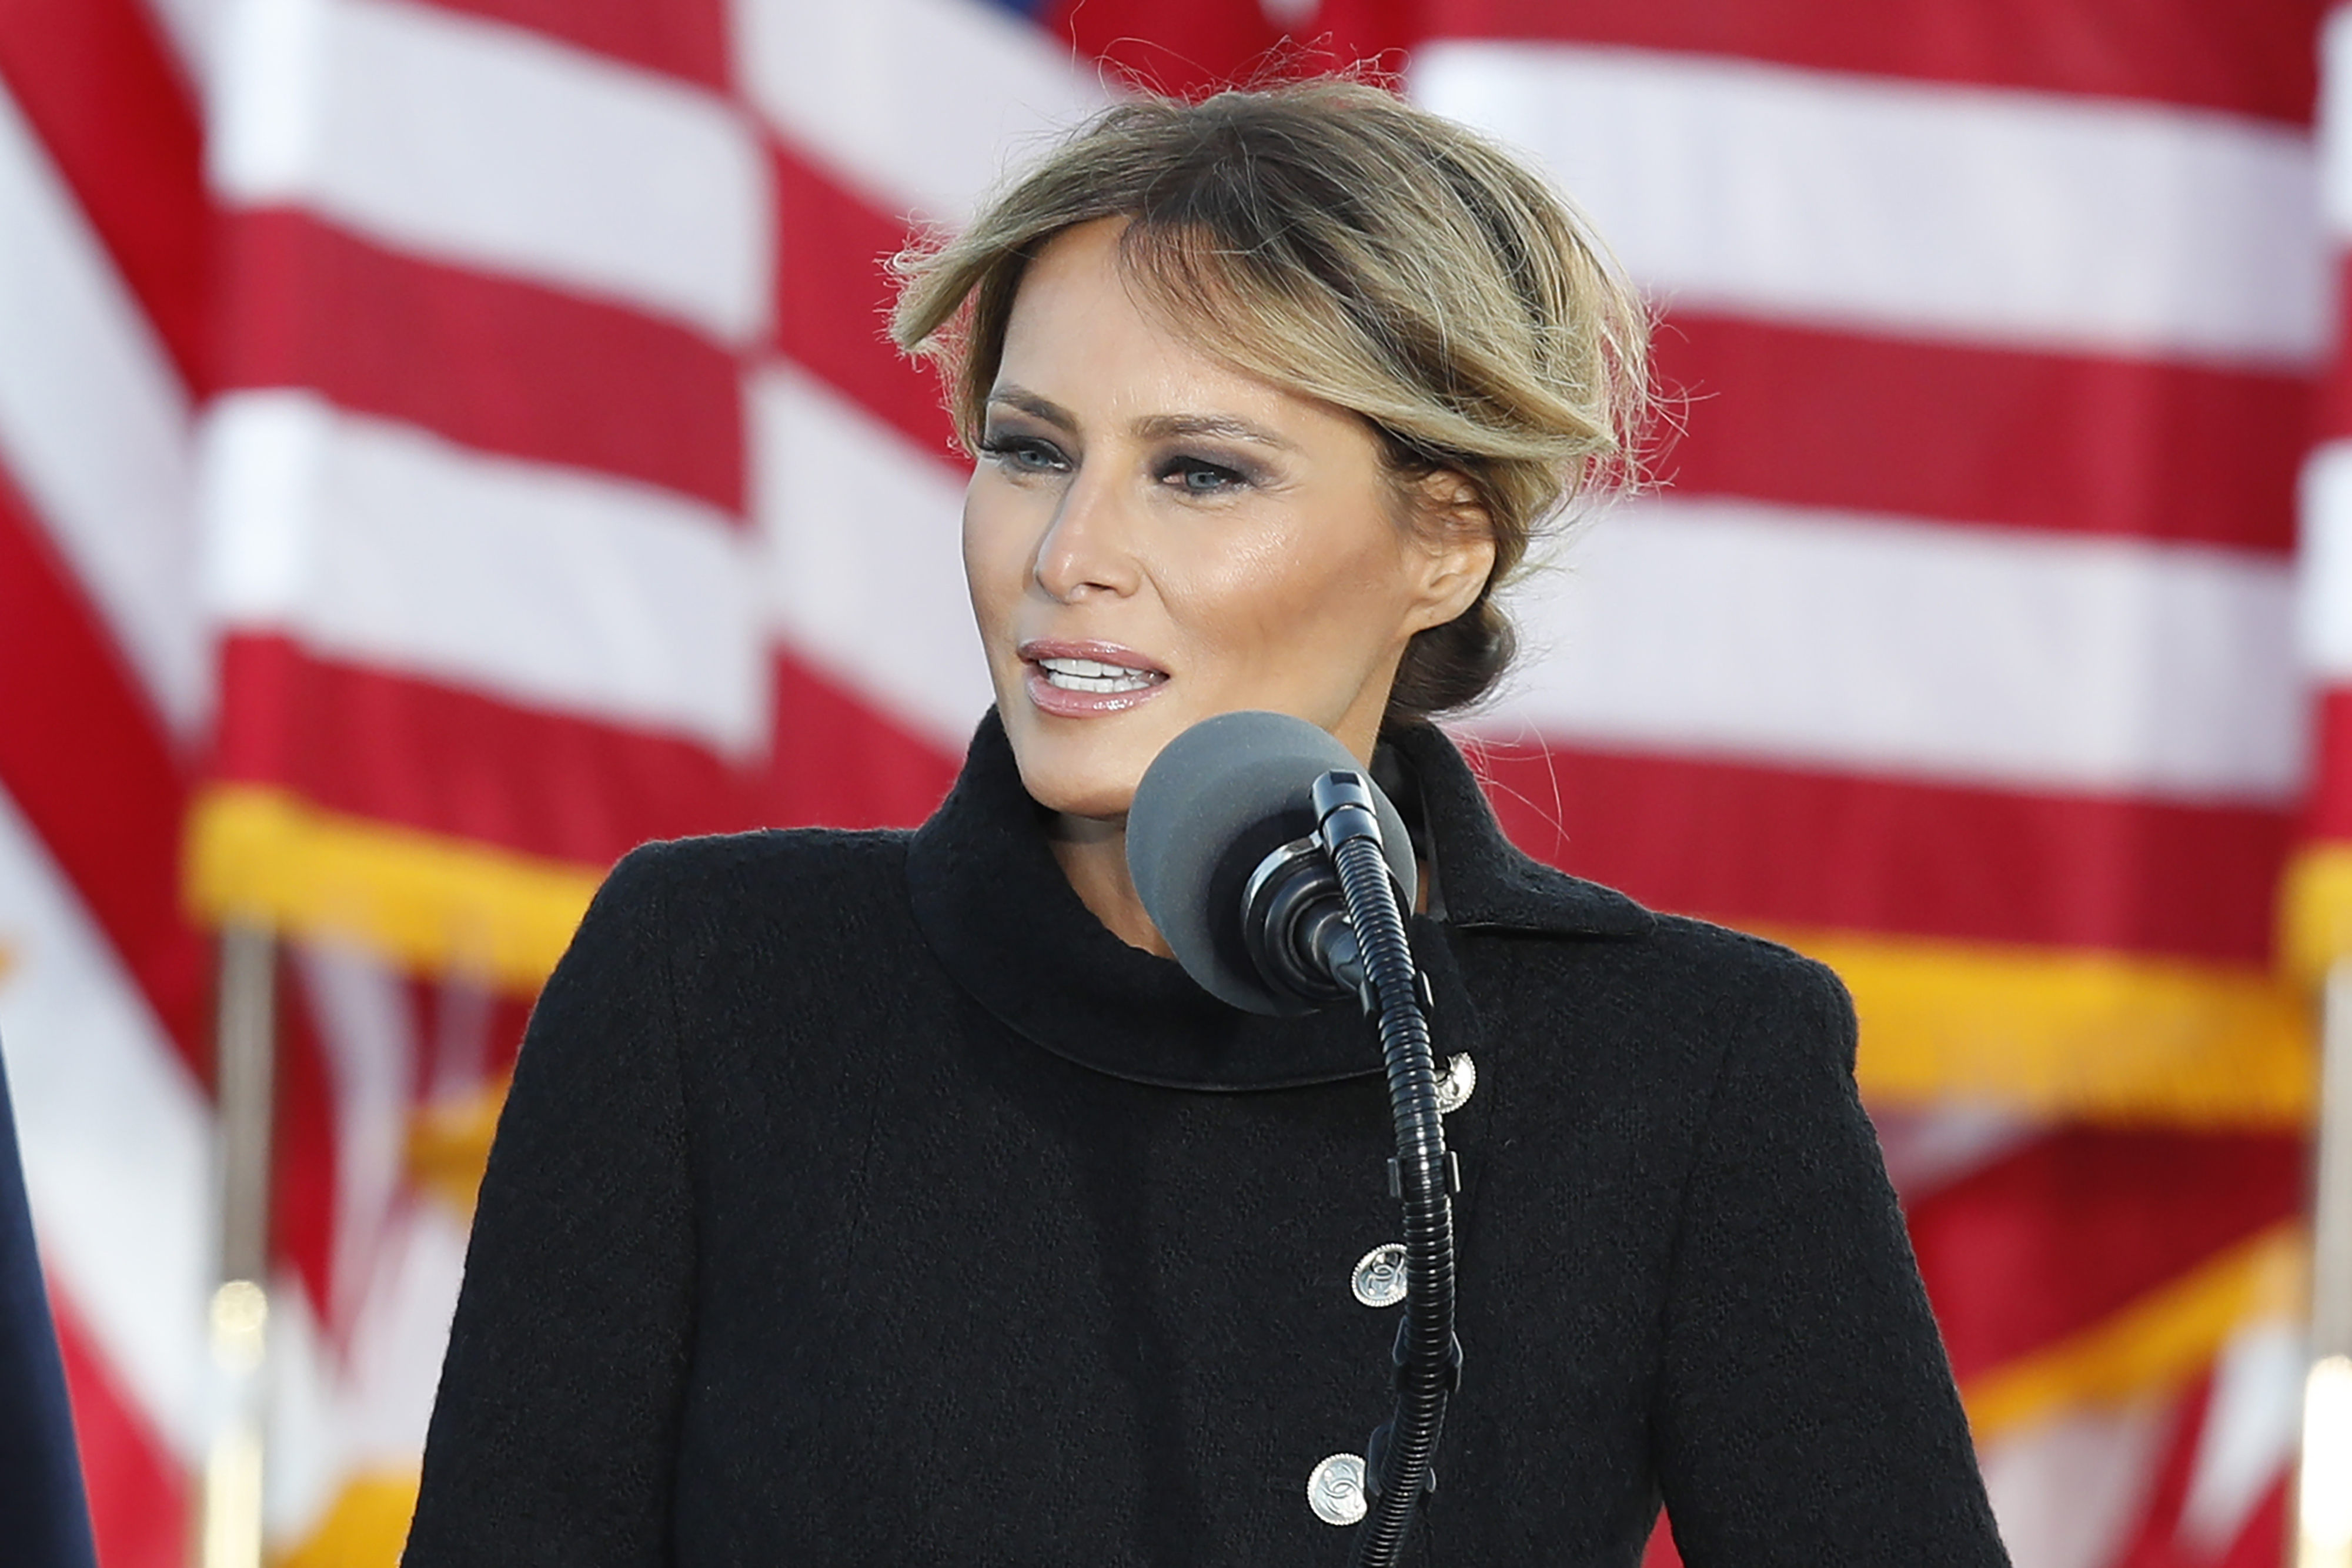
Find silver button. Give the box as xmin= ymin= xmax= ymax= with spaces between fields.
xmin=1351 ymin=1243 xmax=1408 ymax=1308
xmin=1307 ymin=1452 xmax=1368 ymax=1525
xmin=1434 ymin=1052 xmax=1476 ymax=1115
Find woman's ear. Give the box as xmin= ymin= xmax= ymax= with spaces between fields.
xmin=1401 ymin=472 xmax=1498 ymax=634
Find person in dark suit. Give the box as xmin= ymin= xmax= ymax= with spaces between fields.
xmin=406 ymin=80 xmax=2009 ymax=1564
xmin=0 ymin=1042 xmax=99 ymax=1568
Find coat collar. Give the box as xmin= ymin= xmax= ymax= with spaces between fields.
xmin=1381 ymin=720 xmax=1653 ymax=940
xmin=903 ymin=711 xmax=1650 ymax=1091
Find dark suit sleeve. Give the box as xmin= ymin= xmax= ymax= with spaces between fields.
xmin=0 ymin=1046 xmax=98 ymax=1568
xmin=405 ymin=847 xmax=696 ymax=1566
xmin=1651 ymin=957 xmax=2009 ymax=1566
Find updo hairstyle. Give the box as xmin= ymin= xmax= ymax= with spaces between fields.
xmin=890 ymin=78 xmax=1649 ymax=726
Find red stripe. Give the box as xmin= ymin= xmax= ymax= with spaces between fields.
xmin=1040 ymin=0 xmax=2323 ymax=126
xmin=213 ymin=635 xmax=764 ymax=868
xmin=217 ymin=210 xmax=744 ymax=514
xmin=1039 ymin=0 xmax=1414 ymax=102
xmin=1656 ymin=312 xmax=2307 ymax=551
xmin=1423 ymin=0 xmax=2325 ymax=124
xmin=767 ymin=652 xmax=962 ymax=831
xmin=273 ymin=968 xmax=338 ymax=1332
xmin=1903 ymin=1128 xmax=2302 ymax=1381
xmin=2102 ymin=1379 xmax=2294 ymax=1568
xmin=1466 ymin=739 xmax=2287 ymax=964
xmin=1044 ymin=0 xmax=2324 ymax=131
xmin=2214 ymin=1481 xmax=2290 ymax=1568
xmin=0 ymin=0 xmax=208 ymax=390
xmin=2110 ymin=1375 xmax=2211 ymax=1566
xmin=2300 ymin=689 xmax=2352 ymax=845
xmin=51 ymin=1287 xmax=185 ymax=1568
xmin=2090 ymin=1381 xmax=2291 ymax=1567
xmin=769 ymin=142 xmax=961 ymax=464
xmin=211 ymin=639 xmax=967 ymax=868
xmin=0 ymin=462 xmax=205 ymax=1068
xmin=407 ymin=0 xmax=728 ymax=89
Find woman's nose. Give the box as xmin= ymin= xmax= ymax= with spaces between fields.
xmin=1033 ymin=469 xmax=1139 ymax=602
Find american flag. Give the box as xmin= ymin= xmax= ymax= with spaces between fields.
xmin=0 ymin=0 xmax=2332 ymax=1563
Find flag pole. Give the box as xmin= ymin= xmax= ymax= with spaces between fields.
xmin=2303 ymin=961 xmax=2352 ymax=1568
xmin=198 ymin=922 xmax=278 ymax=1568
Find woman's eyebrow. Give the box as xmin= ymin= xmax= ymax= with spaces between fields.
xmin=1132 ymin=413 xmax=1297 ymax=451
xmin=983 ymin=385 xmax=1074 ymax=428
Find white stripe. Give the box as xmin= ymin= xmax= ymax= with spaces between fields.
xmin=140 ymin=0 xmax=222 ymax=96
xmin=2319 ymin=7 xmax=2352 ymax=239
xmin=1412 ymin=43 xmax=2324 ymax=367
xmin=0 ymin=79 xmax=205 ymax=735
xmin=2179 ymin=1315 xmax=2303 ymax=1552
xmin=1867 ymin=1107 xmax=2034 ymax=1204
xmin=2300 ymin=444 xmax=2352 ymax=681
xmin=211 ymin=0 xmax=771 ymax=342
xmin=731 ymin=0 xmax=1109 ymax=223
xmin=293 ymin=942 xmax=412 ymax=1338
xmin=1497 ymin=497 xmax=2301 ymax=804
xmin=748 ymin=362 xmax=993 ymax=750
xmin=264 ymin=1208 xmax=468 ymax=1544
xmin=1978 ymin=1399 xmax=2169 ymax=1568
xmin=200 ymin=391 xmax=770 ymax=754
xmin=0 ymin=784 xmax=211 ymax=1462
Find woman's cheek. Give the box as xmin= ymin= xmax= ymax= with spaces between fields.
xmin=961 ymin=487 xmax=1028 ymax=647
xmin=1167 ymin=529 xmax=1295 ymax=636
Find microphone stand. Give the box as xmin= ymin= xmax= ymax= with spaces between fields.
xmin=1309 ymin=773 xmax=1459 ymax=1568
xmin=1127 ymin=714 xmax=1458 ymax=1566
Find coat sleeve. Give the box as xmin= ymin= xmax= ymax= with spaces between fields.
xmin=405 ymin=845 xmax=696 ymax=1566
xmin=1650 ymin=954 xmax=2009 ymax=1566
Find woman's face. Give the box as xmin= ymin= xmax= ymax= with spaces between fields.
xmin=964 ymin=218 xmax=1494 ymax=823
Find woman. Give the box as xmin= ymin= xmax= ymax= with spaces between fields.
xmin=405 ymin=81 xmax=2007 ymax=1565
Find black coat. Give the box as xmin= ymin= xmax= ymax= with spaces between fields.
xmin=405 ymin=714 xmax=2007 ymax=1567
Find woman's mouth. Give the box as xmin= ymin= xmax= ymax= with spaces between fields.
xmin=1038 ymin=656 xmax=1158 ymax=693
xmin=1019 ymin=643 xmax=1168 ymax=716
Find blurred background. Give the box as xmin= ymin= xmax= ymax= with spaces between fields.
xmin=0 ymin=0 xmax=2342 ymax=1563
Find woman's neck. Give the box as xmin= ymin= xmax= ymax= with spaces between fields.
xmin=1048 ymin=813 xmax=1172 ymax=957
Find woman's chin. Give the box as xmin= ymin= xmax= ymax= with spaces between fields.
xmin=1011 ymin=759 xmax=1144 ymax=825
xmin=1002 ymin=726 xmax=1157 ymax=824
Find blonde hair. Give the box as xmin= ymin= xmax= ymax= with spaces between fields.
xmin=890 ymin=77 xmax=1649 ymax=723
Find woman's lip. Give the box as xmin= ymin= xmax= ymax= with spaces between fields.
xmin=1016 ymin=638 xmax=1167 ymax=674
xmin=1022 ymin=664 xmax=1167 ymax=718
xmin=1015 ymin=637 xmax=1171 ymax=717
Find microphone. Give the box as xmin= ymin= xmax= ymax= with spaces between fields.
xmin=1126 ymin=710 xmax=1416 ymax=1015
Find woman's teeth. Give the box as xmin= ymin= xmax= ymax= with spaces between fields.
xmin=1038 ymin=657 xmax=1160 ymax=693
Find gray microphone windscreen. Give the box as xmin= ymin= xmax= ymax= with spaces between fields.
xmin=1126 ymin=710 xmax=1415 ymax=1014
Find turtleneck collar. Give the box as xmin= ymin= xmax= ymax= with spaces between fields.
xmin=903 ymin=711 xmax=1652 ymax=1091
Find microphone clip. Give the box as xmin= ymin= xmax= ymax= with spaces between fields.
xmin=1237 ymin=770 xmax=1408 ymax=1013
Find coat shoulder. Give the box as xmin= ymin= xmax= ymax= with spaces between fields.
xmin=604 ymin=825 xmax=913 ymax=916
xmin=1639 ymin=912 xmax=1860 ymax=1076
xmin=1463 ymin=872 xmax=1844 ymax=1018
xmin=1457 ymin=901 xmax=1859 ymax=1102
xmin=1642 ymin=911 xmax=1846 ymax=992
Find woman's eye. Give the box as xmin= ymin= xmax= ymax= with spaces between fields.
xmin=980 ymin=435 xmax=1069 ymax=475
xmin=1160 ymin=457 xmax=1248 ymax=496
